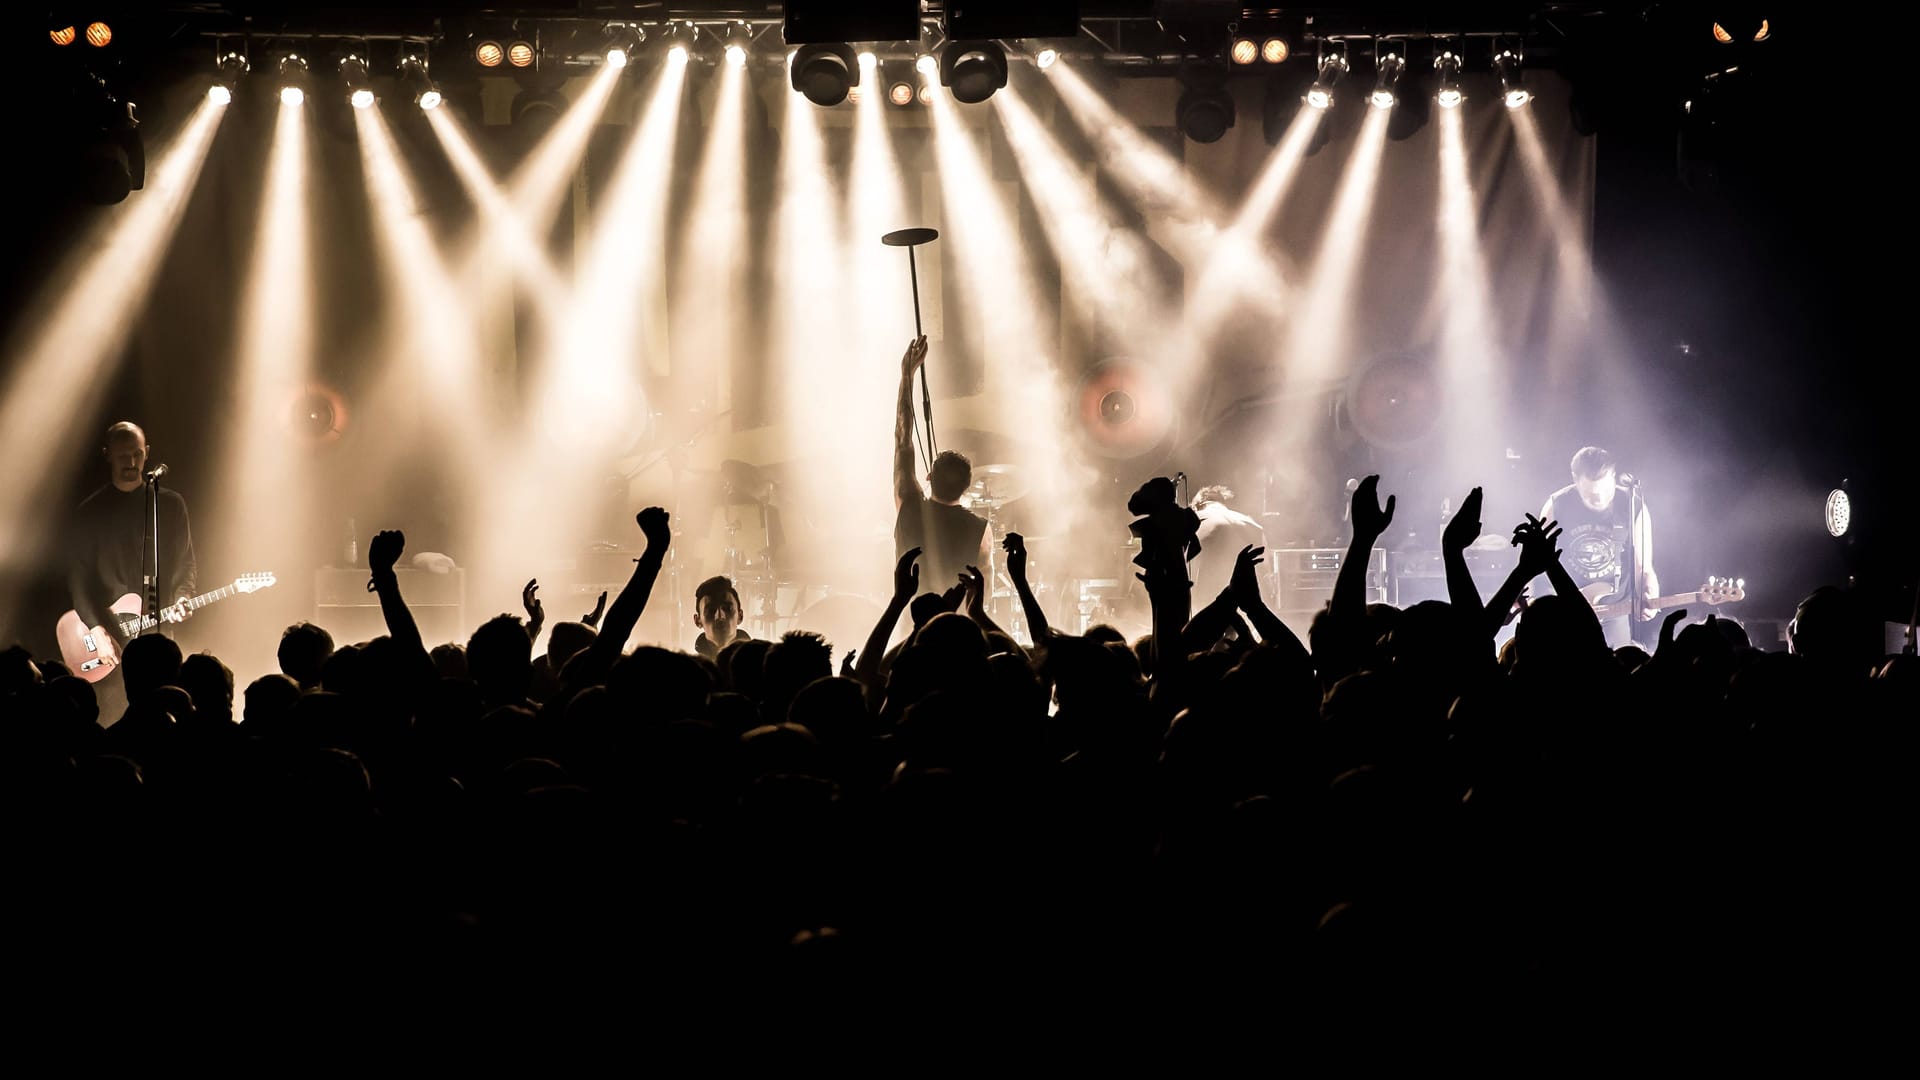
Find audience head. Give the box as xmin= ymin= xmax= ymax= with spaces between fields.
xmin=468 ymin=614 xmax=534 ymax=706
xmin=278 ymin=622 xmax=335 ymax=690
xmin=121 ymin=633 xmax=183 ymax=702
xmin=694 ymin=575 xmax=744 ymax=649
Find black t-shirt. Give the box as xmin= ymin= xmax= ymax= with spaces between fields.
xmin=69 ymin=483 xmax=197 ymax=635
xmin=1544 ymin=483 xmax=1633 ymax=601
xmin=895 ymin=490 xmax=987 ymax=598
xmin=693 ymin=627 xmax=752 ymax=661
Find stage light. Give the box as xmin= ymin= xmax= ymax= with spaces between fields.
xmin=726 ymin=44 xmax=747 ymax=68
xmin=1371 ymin=46 xmax=1405 ymax=109
xmin=50 ymin=26 xmax=76 ymax=46
xmin=1755 ymin=19 xmax=1770 ymax=42
xmin=605 ymin=24 xmax=642 ymax=69
xmin=1713 ymin=23 xmax=1734 ymax=43
xmin=916 ymin=54 xmax=938 ymax=75
xmin=340 ymin=53 xmax=374 ymax=108
xmin=1263 ymin=38 xmax=1290 ymax=64
xmin=918 ymin=84 xmax=933 ymax=106
xmin=476 ymin=41 xmax=503 ymax=67
xmin=399 ymin=54 xmax=441 ymax=111
xmin=890 ymin=81 xmax=914 ymax=106
xmin=1495 ymin=46 xmax=1530 ymax=108
xmin=211 ymin=46 xmax=246 ymax=104
xmin=1713 ymin=18 xmax=1771 ymax=43
xmin=859 ymin=50 xmax=878 ymax=73
xmin=1434 ymin=50 xmax=1464 ymax=108
xmin=1306 ymin=47 xmax=1348 ymax=110
xmin=1037 ymin=47 xmax=1059 ymax=70
xmin=1826 ymin=487 xmax=1851 ymax=538
xmin=791 ymin=43 xmax=859 ymax=106
xmin=1232 ymin=38 xmax=1259 ymax=66
xmin=669 ymin=44 xmax=689 ymax=65
xmin=278 ymin=54 xmax=308 ymax=106
xmin=509 ymin=41 xmax=535 ymax=67
xmin=86 ymin=22 xmax=111 ymax=48
xmin=1176 ymin=77 xmax=1234 ymax=143
xmin=942 ymin=41 xmax=1008 ymax=104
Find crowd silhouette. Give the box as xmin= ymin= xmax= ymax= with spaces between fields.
xmin=4 ymin=474 xmax=1911 ymax=1049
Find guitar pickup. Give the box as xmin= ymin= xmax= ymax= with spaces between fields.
xmin=82 ymin=633 xmax=99 ymax=653
xmin=79 ymin=659 xmax=107 ymax=672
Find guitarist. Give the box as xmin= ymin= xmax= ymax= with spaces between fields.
xmin=1540 ymin=446 xmax=1657 ymax=647
xmin=67 ymin=422 xmax=197 ymax=708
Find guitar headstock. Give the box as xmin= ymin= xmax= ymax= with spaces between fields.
xmin=235 ymin=571 xmax=278 ymax=593
xmin=1697 ymin=576 xmax=1746 ymax=605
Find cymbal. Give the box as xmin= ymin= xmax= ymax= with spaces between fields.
xmin=967 ymin=462 xmax=1027 ymax=504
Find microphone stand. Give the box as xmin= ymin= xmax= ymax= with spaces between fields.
xmin=142 ymin=473 xmax=161 ymax=636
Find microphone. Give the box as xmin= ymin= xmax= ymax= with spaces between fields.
xmin=144 ymin=463 xmax=169 ymax=483
xmin=1341 ymin=477 xmax=1359 ymax=522
xmin=1615 ymin=472 xmax=1637 ymax=487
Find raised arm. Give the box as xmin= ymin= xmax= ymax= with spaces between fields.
xmin=894 ymin=336 xmax=928 ymax=511
xmin=1230 ymin=544 xmax=1311 ymax=664
xmin=522 ymin=578 xmax=546 ymax=644
xmin=1441 ymin=486 xmax=1486 ymax=619
xmin=584 ymin=508 xmax=671 ymax=666
xmin=1513 ymin=513 xmax=1604 ymax=640
xmin=856 ymin=547 xmax=920 ymax=688
xmin=961 ymin=565 xmax=1010 ymax=642
xmin=367 ymin=530 xmax=430 ymax=670
xmin=1003 ymin=533 xmax=1051 ymax=644
xmin=1332 ymin=475 xmax=1394 ymax=623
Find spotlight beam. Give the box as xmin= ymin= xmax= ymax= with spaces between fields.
xmin=211 ymin=99 xmax=316 ymax=601
xmin=1434 ymin=106 xmax=1503 ymax=463
xmin=0 ymin=99 xmax=226 ymax=573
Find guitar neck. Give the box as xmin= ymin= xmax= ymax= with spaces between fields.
xmin=122 ymin=582 xmax=243 ymax=633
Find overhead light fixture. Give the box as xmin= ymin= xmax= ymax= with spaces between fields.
xmin=1176 ymin=74 xmax=1234 ymax=143
xmin=726 ymin=44 xmax=747 ymax=67
xmin=916 ymin=53 xmax=938 ymax=76
xmin=50 ymin=26 xmax=77 ymax=47
xmin=1371 ymin=44 xmax=1405 ymax=109
xmin=790 ymin=43 xmax=859 ymax=107
xmin=475 ymin=41 xmax=503 ymax=68
xmin=942 ymin=41 xmax=1008 ymax=104
xmin=1232 ymin=38 xmax=1259 ymax=66
xmin=399 ymin=53 xmax=441 ymax=111
xmin=1434 ymin=49 xmax=1464 ymax=108
xmin=278 ymin=54 xmax=309 ymax=107
xmin=605 ymin=24 xmax=642 ymax=69
xmin=340 ymin=53 xmax=375 ymax=110
xmin=508 ymin=41 xmax=535 ymax=68
xmin=1036 ymin=47 xmax=1059 ymax=70
xmin=86 ymin=21 xmax=112 ymax=48
xmin=1263 ymin=38 xmax=1290 ymax=64
xmin=209 ymin=45 xmax=247 ymax=105
xmin=858 ymin=49 xmax=878 ymax=74
xmin=668 ymin=43 xmax=688 ymax=65
xmin=1714 ymin=19 xmax=1771 ymax=44
xmin=1825 ymin=486 xmax=1852 ymax=538
xmin=1495 ymin=44 xmax=1530 ymax=108
xmin=1306 ymin=44 xmax=1348 ymax=110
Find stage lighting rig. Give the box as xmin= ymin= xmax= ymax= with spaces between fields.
xmin=942 ymin=41 xmax=1008 ymax=104
xmin=508 ymin=40 xmax=536 ymax=68
xmin=278 ymin=53 xmax=309 ymax=107
xmin=398 ymin=51 xmax=440 ymax=111
xmin=1434 ymin=47 xmax=1464 ymax=108
xmin=475 ymin=40 xmax=503 ymax=68
xmin=50 ymin=24 xmax=76 ymax=46
xmin=1232 ymin=37 xmax=1259 ymax=65
xmin=790 ymin=43 xmax=859 ymax=106
xmin=1371 ymin=43 xmax=1405 ymax=109
xmin=1035 ymin=46 xmax=1059 ymax=70
xmin=1495 ymin=42 xmax=1530 ymax=108
xmin=1306 ymin=41 xmax=1348 ymax=110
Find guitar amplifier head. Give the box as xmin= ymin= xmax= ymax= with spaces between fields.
xmin=1273 ymin=547 xmax=1387 ymax=613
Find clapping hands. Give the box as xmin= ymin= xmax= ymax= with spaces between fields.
xmin=1442 ymin=486 xmax=1484 ymax=555
xmin=1002 ymin=533 xmax=1027 ymax=583
xmin=1351 ymin=475 xmax=1396 ymax=539
xmin=1511 ymin=513 xmax=1563 ymax=577
xmin=893 ymin=547 xmax=923 ymax=604
xmin=1230 ymin=544 xmax=1266 ymax=611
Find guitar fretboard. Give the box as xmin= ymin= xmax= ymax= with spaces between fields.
xmin=117 ymin=579 xmax=265 ymax=633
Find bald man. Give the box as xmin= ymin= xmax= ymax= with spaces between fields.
xmin=69 ymin=421 xmax=198 ymax=649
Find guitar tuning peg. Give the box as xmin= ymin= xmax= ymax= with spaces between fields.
xmin=1735 ymin=578 xmax=1744 ymax=590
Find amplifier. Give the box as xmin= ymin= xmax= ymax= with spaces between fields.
xmin=314 ymin=568 xmax=466 ymax=647
xmin=1389 ymin=548 xmax=1521 ymax=606
xmin=1272 ymin=547 xmax=1387 ymax=614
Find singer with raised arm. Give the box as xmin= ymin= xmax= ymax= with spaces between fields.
xmin=1540 ymin=446 xmax=1658 ymax=646
xmin=892 ymin=335 xmax=987 ymax=596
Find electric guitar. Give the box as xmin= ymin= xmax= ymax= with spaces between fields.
xmin=56 ymin=572 xmax=278 ymax=683
xmin=1580 ymin=576 xmax=1746 ymax=623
